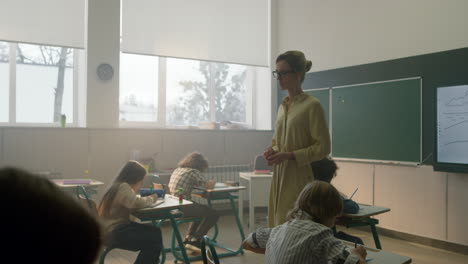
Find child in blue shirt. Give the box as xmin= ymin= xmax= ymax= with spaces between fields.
xmin=311 ymin=157 xmax=359 ymax=213
xmin=311 ymin=157 xmax=363 ymax=244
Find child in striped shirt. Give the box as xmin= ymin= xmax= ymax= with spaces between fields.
xmin=243 ymin=181 xmax=367 ymax=264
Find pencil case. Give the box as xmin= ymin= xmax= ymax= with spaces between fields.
xmin=140 ymin=188 xmax=165 ymax=198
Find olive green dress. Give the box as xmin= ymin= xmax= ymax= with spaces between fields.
xmin=268 ymin=93 xmax=331 ymax=227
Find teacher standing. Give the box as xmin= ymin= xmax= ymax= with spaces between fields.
xmin=264 ymin=50 xmax=331 ymax=227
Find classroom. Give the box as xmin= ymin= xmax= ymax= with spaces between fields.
xmin=1 ymin=0 xmax=468 ymax=263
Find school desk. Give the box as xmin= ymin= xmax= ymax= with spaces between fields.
xmin=238 ymin=172 xmax=272 ymax=232
xmin=52 ymin=179 xmax=104 ymax=209
xmin=342 ymin=240 xmax=412 ymax=264
xmin=191 ymin=184 xmax=247 ymax=260
xmin=132 ymin=195 xmax=193 ymax=264
xmin=337 ymin=204 xmax=391 ymax=249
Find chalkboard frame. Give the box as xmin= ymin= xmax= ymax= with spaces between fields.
xmin=330 ymin=77 xmax=422 ymax=164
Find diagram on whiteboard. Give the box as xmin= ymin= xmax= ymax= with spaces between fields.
xmin=437 ymin=85 xmax=468 ymax=164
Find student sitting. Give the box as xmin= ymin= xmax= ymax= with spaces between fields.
xmin=168 ymin=152 xmax=219 ymax=253
xmin=1 ymin=167 xmax=102 ymax=264
xmin=311 ymin=157 xmax=364 ymax=244
xmin=243 ymin=181 xmax=367 ymax=264
xmin=311 ymin=157 xmax=360 ymax=214
xmin=98 ymin=160 xmax=163 ymax=264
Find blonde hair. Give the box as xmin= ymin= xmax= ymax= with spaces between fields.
xmin=286 ymin=181 xmax=342 ymax=224
xmin=177 ymin=152 xmax=209 ymax=171
xmin=276 ymin=50 xmax=312 ymax=82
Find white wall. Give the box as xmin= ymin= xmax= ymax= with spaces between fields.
xmin=0 ymin=127 xmax=273 ymax=201
xmin=334 ymin=161 xmax=468 ymax=246
xmin=275 ymin=0 xmax=468 ymax=72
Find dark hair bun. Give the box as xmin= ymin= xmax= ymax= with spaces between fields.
xmin=305 ymin=60 xmax=312 ymax=72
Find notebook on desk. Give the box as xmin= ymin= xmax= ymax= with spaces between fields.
xmin=214 ymin=182 xmax=228 ymax=188
xmin=148 ymin=199 xmax=165 ymax=208
xmin=53 ymin=179 xmax=92 ymax=185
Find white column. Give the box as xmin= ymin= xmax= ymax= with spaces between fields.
xmin=86 ymin=0 xmax=121 ymax=128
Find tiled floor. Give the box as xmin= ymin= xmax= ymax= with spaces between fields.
xmin=104 ymin=212 xmax=468 ymax=264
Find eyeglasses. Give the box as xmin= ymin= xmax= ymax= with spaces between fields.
xmin=272 ymin=70 xmax=295 ymax=79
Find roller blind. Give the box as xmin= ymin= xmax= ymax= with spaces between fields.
xmin=122 ymin=0 xmax=269 ymax=67
xmin=0 ymin=0 xmax=86 ymax=48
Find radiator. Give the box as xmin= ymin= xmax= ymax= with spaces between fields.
xmin=192 ymin=164 xmax=251 ymax=207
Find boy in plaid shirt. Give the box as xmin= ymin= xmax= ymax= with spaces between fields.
xmin=168 ymin=152 xmax=219 ymax=253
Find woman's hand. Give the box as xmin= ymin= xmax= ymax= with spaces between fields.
xmin=266 ymin=152 xmax=295 ymax=165
xmin=263 ymin=147 xmax=277 ymax=159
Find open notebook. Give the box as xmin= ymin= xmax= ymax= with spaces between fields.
xmin=148 ymin=199 xmax=165 ymax=208
xmin=214 ymin=182 xmax=228 ymax=188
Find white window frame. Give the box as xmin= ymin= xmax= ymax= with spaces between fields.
xmin=0 ymin=42 xmax=80 ymax=127
xmin=119 ymin=55 xmax=255 ymax=129
xmin=118 ymin=53 xmax=162 ymax=128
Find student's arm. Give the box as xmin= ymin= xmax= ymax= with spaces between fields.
xmin=192 ymin=170 xmax=207 ymax=187
xmin=351 ymin=246 xmax=367 ymax=264
xmin=342 ymin=197 xmax=360 ymax=214
xmin=116 ymin=183 xmax=155 ymax=209
xmin=317 ymin=236 xmax=365 ymax=264
xmin=293 ymin=101 xmax=331 ymax=167
xmin=242 ymin=241 xmax=266 ymax=254
xmin=243 ymin=227 xmax=272 ymax=254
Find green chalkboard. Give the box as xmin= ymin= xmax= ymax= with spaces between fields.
xmin=332 ymin=78 xmax=421 ymax=162
xmin=304 ymin=89 xmax=330 ymax=127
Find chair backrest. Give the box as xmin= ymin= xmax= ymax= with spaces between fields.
xmin=253 ymin=154 xmax=270 ymax=171
xmin=201 ymin=236 xmax=220 ymax=264
xmin=79 ymin=196 xmax=99 ymax=218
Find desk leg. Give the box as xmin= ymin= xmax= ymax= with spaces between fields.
xmin=238 ymin=182 xmax=244 ymax=229
xmin=207 ymin=199 xmax=220 ymax=241
xmin=207 ymin=195 xmax=245 ymax=256
xmin=249 ymin=182 xmax=255 ymax=233
xmin=76 ymin=186 xmax=93 ymax=210
xmin=230 ymin=195 xmax=245 ymax=241
xmin=152 ymin=220 xmax=166 ymax=264
xmin=168 ymin=216 xmax=190 ymax=264
xmin=370 ymin=220 xmax=382 ymax=249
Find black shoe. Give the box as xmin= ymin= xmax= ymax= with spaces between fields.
xmin=184 ymin=240 xmax=202 ymax=253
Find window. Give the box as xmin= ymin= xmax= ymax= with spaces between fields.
xmin=212 ymin=62 xmax=248 ymax=124
xmin=119 ymin=53 xmax=159 ymax=122
xmin=120 ymin=55 xmax=264 ymax=129
xmin=0 ymin=41 xmax=80 ymax=126
xmin=0 ymin=42 xmax=8 ymax=122
xmin=166 ymin=58 xmax=209 ymax=126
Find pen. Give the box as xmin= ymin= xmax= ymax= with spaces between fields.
xmin=349 ymin=187 xmax=359 ymax=200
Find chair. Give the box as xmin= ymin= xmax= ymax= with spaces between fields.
xmin=253 ymin=154 xmax=270 ymax=171
xmin=201 ymin=235 xmax=220 ymax=264
xmin=78 ymin=197 xmax=116 ymax=264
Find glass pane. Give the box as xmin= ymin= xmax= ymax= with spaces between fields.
xmin=212 ymin=62 xmax=248 ymax=123
xmin=16 ymin=43 xmax=74 ymax=123
xmin=166 ymin=58 xmax=209 ymax=126
xmin=119 ymin=53 xmax=158 ymax=122
xmin=0 ymin=42 xmax=8 ymax=122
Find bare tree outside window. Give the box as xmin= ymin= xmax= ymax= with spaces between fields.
xmin=16 ymin=44 xmax=73 ymax=122
xmin=0 ymin=42 xmax=8 ymax=62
